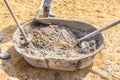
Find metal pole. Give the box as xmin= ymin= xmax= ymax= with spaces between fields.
xmin=4 ymin=0 xmax=28 ymax=44
xmin=77 ymin=20 xmax=120 ymax=42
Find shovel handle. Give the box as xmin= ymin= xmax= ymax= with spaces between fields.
xmin=76 ymin=20 xmax=120 ymax=43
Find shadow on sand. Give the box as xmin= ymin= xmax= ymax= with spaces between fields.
xmin=0 ymin=25 xmax=17 ymax=43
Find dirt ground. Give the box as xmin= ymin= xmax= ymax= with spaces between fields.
xmin=0 ymin=0 xmax=120 ymax=80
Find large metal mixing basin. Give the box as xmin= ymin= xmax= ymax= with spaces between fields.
xmin=13 ymin=18 xmax=104 ymax=71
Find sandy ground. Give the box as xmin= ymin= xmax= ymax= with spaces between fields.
xmin=0 ymin=0 xmax=120 ymax=80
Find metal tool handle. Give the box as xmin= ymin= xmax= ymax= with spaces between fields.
xmin=4 ymin=0 xmax=28 ymax=44
xmin=34 ymin=0 xmax=45 ymax=19
xmin=76 ymin=20 xmax=120 ymax=43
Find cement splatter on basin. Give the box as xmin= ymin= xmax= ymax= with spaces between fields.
xmin=13 ymin=18 xmax=104 ymax=71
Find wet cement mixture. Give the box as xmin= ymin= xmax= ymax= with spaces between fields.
xmin=18 ymin=23 xmax=97 ymax=58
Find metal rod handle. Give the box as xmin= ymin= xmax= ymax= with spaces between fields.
xmin=77 ymin=20 xmax=120 ymax=42
xmin=4 ymin=0 xmax=28 ymax=44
